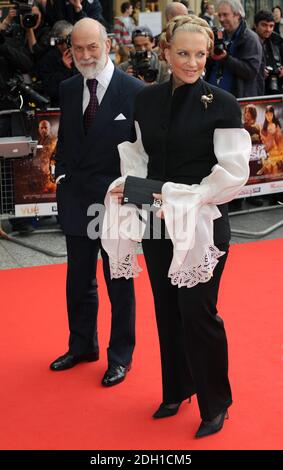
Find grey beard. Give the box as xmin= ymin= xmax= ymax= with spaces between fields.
xmin=73 ymin=51 xmax=107 ymax=79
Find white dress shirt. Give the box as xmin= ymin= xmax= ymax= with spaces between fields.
xmin=82 ymin=58 xmax=114 ymax=113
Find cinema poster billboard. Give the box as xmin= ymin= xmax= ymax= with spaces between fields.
xmin=13 ymin=96 xmax=283 ymax=215
xmin=13 ymin=109 xmax=59 ymax=217
xmin=237 ymin=95 xmax=283 ymax=198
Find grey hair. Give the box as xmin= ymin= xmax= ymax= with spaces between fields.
xmin=98 ymin=21 xmax=108 ymax=43
xmin=216 ymin=0 xmax=245 ymax=18
xmin=51 ymin=20 xmax=73 ymax=37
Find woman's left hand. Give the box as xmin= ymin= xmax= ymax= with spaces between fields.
xmin=153 ymin=193 xmax=162 ymax=202
xmin=153 ymin=193 xmax=164 ymax=218
xmin=110 ymin=184 xmax=125 ymax=204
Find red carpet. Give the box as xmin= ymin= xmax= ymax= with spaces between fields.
xmin=0 ymin=239 xmax=282 ymax=450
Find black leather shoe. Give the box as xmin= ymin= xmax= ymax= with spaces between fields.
xmin=152 ymin=397 xmax=191 ymax=419
xmin=50 ymin=351 xmax=99 ymax=371
xmin=101 ymin=363 xmax=131 ymax=387
xmin=195 ymin=410 xmax=229 ymax=438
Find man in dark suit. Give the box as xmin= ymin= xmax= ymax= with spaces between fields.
xmin=50 ymin=18 xmax=144 ymax=386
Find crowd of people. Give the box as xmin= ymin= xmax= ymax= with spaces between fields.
xmin=1 ymin=0 xmax=283 ymax=115
xmin=0 ymin=0 xmax=283 ymax=440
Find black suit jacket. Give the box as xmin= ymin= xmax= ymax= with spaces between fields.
xmin=55 ymin=67 xmax=144 ymax=236
xmin=134 ymin=78 xmax=243 ymax=245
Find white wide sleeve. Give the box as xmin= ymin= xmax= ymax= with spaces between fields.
xmin=101 ymin=121 xmax=149 ymax=279
xmin=162 ymin=128 xmax=251 ymax=288
xmin=198 ymin=128 xmax=251 ymax=203
xmin=119 ymin=121 xmax=149 ymax=177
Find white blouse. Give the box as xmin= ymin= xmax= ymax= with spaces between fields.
xmin=101 ymin=122 xmax=251 ymax=288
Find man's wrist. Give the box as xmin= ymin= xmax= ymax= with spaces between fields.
xmin=56 ymin=174 xmax=66 ymax=184
xmin=74 ymin=6 xmax=82 ymax=12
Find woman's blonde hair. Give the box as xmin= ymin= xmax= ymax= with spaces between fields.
xmin=160 ymin=15 xmax=214 ymax=58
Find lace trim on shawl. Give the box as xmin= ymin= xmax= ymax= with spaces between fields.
xmin=169 ymin=245 xmax=225 ymax=288
xmin=110 ymin=253 xmax=142 ymax=279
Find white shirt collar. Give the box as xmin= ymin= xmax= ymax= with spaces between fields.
xmin=83 ymin=58 xmax=114 ymax=110
xmin=83 ymin=58 xmax=114 ymax=92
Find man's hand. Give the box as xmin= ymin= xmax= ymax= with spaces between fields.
xmin=211 ymin=50 xmax=227 ymax=61
xmin=264 ymin=67 xmax=270 ymax=79
xmin=136 ymin=75 xmax=157 ymax=85
xmin=62 ymin=49 xmax=73 ymax=69
xmin=69 ymin=0 xmax=83 ymax=12
xmin=126 ymin=65 xmax=134 ymax=76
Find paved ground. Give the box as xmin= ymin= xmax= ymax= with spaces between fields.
xmin=1 ymin=200 xmax=283 ymax=270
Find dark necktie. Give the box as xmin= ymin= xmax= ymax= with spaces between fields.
xmin=83 ymin=78 xmax=98 ymax=133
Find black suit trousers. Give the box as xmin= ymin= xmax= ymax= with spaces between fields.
xmin=142 ymin=237 xmax=232 ymax=421
xmin=66 ymin=235 xmax=135 ymax=366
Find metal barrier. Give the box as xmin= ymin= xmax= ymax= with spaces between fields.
xmin=0 ymin=139 xmax=67 ymax=258
xmin=230 ymin=203 xmax=283 ymax=238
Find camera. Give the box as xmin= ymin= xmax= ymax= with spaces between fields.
xmin=50 ymin=35 xmax=72 ymax=48
xmin=266 ymin=64 xmax=282 ymax=93
xmin=10 ymin=0 xmax=38 ymax=29
xmin=212 ymin=27 xmax=226 ymax=56
xmin=6 ymin=73 xmax=50 ymax=108
xmin=129 ymin=50 xmax=158 ymax=83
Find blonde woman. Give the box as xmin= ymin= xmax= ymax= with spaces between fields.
xmin=104 ymin=15 xmax=251 ymax=438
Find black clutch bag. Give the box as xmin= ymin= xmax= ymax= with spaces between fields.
xmin=122 ymin=176 xmax=163 ymax=207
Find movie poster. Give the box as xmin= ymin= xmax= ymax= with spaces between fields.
xmin=12 ymin=97 xmax=283 ymax=213
xmin=237 ymin=96 xmax=283 ymax=198
xmin=14 ymin=110 xmax=60 ymax=217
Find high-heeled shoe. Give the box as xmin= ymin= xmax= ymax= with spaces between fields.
xmin=152 ymin=397 xmax=191 ymax=419
xmin=195 ymin=409 xmax=229 ymax=438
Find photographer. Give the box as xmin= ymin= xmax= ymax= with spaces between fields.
xmin=200 ymin=2 xmax=217 ymax=28
xmin=22 ymin=1 xmax=50 ymax=60
xmin=1 ymin=2 xmax=51 ymax=61
xmin=37 ymin=20 xmax=76 ymax=107
xmin=254 ymin=10 xmax=283 ymax=95
xmin=205 ymin=0 xmax=263 ymax=98
xmin=0 ymin=28 xmax=34 ymax=134
xmin=272 ymin=5 xmax=283 ymax=38
xmin=119 ymin=26 xmax=170 ymax=84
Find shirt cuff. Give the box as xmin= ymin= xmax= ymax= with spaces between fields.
xmin=56 ymin=174 xmax=66 ymax=184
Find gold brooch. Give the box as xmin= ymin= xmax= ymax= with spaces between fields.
xmin=201 ymin=93 xmax=214 ymax=110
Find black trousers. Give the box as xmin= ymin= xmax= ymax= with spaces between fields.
xmin=65 ymin=235 xmax=135 ymax=366
xmin=142 ymin=237 xmax=232 ymax=421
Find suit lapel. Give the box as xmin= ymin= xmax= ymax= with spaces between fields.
xmin=82 ymin=68 xmax=125 ymax=155
xmin=70 ymin=75 xmax=85 ymax=141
